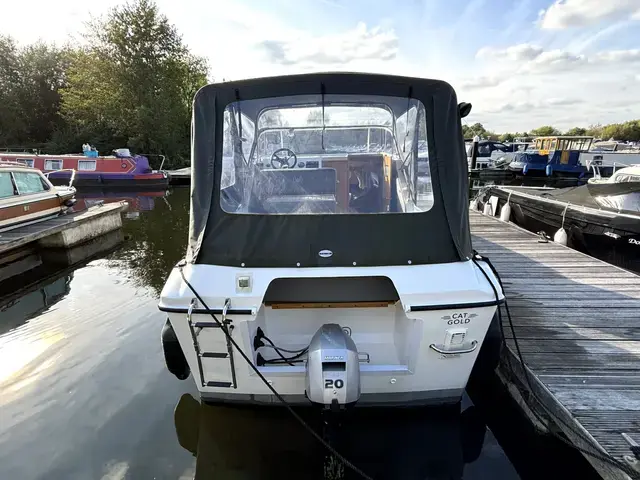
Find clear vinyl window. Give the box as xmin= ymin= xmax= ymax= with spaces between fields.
xmin=220 ymin=94 xmax=433 ymax=215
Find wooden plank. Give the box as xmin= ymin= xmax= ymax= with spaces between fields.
xmin=504 ymin=339 xmax=640 ymax=355
xmin=503 ymin=326 xmax=640 ymax=340
xmin=471 ymin=210 xmax=640 ymax=479
xmin=0 ymin=203 xmax=126 ymax=255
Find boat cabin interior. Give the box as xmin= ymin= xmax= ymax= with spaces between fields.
xmin=221 ymin=98 xmax=432 ymax=216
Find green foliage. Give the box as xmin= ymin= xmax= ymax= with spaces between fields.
xmin=564 ymin=127 xmax=587 ymax=136
xmin=61 ymin=0 xmax=208 ymax=168
xmin=529 ymin=125 xmax=560 ymax=136
xmin=1 ymin=0 xmax=208 ymax=168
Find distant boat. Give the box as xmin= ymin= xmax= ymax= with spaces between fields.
xmin=0 ymin=147 xmax=169 ymax=190
xmin=0 ymin=162 xmax=76 ymax=232
xmin=507 ymin=136 xmax=591 ymax=178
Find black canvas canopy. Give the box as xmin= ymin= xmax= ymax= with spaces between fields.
xmin=187 ymin=72 xmax=472 ymax=267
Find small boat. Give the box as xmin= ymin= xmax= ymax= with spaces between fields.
xmin=581 ymin=140 xmax=640 ymax=177
xmin=477 ymin=166 xmax=640 ymax=258
xmin=507 ymin=136 xmax=591 ymax=178
xmin=0 ymin=147 xmax=168 ymax=190
xmin=157 ymin=72 xmax=505 ymax=409
xmin=466 ymin=140 xmax=512 ymax=170
xmin=0 ymin=163 xmax=76 ymax=232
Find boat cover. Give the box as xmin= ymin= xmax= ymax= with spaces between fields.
xmin=537 ymin=182 xmax=640 ymax=213
xmin=186 ymin=72 xmax=472 ymax=267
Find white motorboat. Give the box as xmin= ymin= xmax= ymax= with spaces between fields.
xmin=158 ymin=72 xmax=504 ymax=409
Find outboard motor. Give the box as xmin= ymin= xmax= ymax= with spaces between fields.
xmin=305 ymin=324 xmax=361 ymax=409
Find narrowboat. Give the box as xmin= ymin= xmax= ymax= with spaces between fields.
xmin=0 ymin=147 xmax=168 ymax=190
xmin=158 ymin=72 xmax=505 ymax=409
xmin=0 ymin=163 xmax=76 ymax=232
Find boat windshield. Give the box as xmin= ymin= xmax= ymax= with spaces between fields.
xmin=220 ymin=94 xmax=432 ymax=215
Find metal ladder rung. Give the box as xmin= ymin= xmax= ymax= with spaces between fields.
xmin=206 ymin=381 xmax=233 ymax=388
xmin=192 ymin=321 xmax=223 ymax=328
xmin=200 ymin=352 xmax=229 ymax=359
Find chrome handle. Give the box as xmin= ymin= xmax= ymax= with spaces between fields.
xmin=429 ymin=341 xmax=478 ymax=355
xmin=187 ymin=298 xmax=197 ymax=324
xmin=222 ymin=298 xmax=231 ymax=324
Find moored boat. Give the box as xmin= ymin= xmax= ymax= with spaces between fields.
xmin=157 ymin=72 xmax=505 ymax=410
xmin=477 ymin=166 xmax=640 ymax=261
xmin=507 ymin=136 xmax=590 ymax=178
xmin=0 ymin=147 xmax=168 ymax=190
xmin=0 ymin=163 xmax=76 ymax=232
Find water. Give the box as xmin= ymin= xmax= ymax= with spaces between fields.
xmin=0 ymin=187 xmax=601 ymax=479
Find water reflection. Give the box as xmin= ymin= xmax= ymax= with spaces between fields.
xmin=173 ymin=393 xmax=519 ymax=480
xmin=106 ymin=188 xmax=190 ymax=295
xmin=72 ymin=188 xmax=171 ymax=213
xmin=0 ymin=273 xmax=72 ymax=337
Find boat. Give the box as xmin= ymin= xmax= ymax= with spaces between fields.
xmin=507 ymin=136 xmax=592 ymax=178
xmin=0 ymin=163 xmax=76 ymax=233
xmin=157 ymin=72 xmax=505 ymax=409
xmin=466 ymin=140 xmax=512 ymax=170
xmin=0 ymin=147 xmax=168 ymax=190
xmin=581 ymin=140 xmax=640 ymax=177
xmin=476 ymin=165 xmax=640 ymax=260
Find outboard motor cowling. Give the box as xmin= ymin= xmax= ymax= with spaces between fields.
xmin=305 ymin=324 xmax=361 ymax=409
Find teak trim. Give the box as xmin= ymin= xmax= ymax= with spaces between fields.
xmin=266 ymin=301 xmax=396 ymax=309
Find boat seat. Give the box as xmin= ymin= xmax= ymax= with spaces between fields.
xmin=249 ymin=168 xmax=337 ymax=214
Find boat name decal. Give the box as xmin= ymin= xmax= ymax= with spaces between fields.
xmin=318 ymin=250 xmax=333 ymax=258
xmin=630 ymin=239 xmax=640 ymax=246
xmin=604 ymin=231 xmax=621 ymax=239
xmin=441 ymin=312 xmax=477 ymax=325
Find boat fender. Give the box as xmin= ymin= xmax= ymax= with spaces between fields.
xmin=522 ymin=163 xmax=529 ymax=175
xmin=499 ymin=203 xmax=511 ymax=222
xmin=161 ymin=318 xmax=190 ymax=380
xmin=499 ymin=193 xmax=512 ymax=222
xmin=469 ymin=199 xmax=478 ymax=211
xmin=483 ymin=202 xmax=493 ymax=216
xmin=553 ymin=204 xmax=570 ymax=246
xmin=553 ymin=228 xmax=568 ymax=246
xmin=546 ymin=164 xmax=553 ymax=177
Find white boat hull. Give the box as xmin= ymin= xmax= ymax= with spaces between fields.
xmin=159 ymin=260 xmax=503 ymax=406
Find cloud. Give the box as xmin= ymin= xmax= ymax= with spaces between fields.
xmin=539 ymin=0 xmax=640 ymax=29
xmin=594 ymin=49 xmax=640 ymax=63
xmin=474 ymin=44 xmax=586 ymax=74
xmin=476 ymin=43 xmax=543 ymax=62
xmin=460 ymin=76 xmax=503 ymax=89
xmin=485 ymin=97 xmax=579 ymax=114
xmin=258 ymin=22 xmax=398 ymax=67
xmin=521 ymin=49 xmax=587 ymax=72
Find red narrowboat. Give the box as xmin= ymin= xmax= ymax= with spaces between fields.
xmin=0 ymin=147 xmax=168 ymax=190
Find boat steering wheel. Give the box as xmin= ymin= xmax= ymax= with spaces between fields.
xmin=271 ymin=148 xmax=297 ymax=169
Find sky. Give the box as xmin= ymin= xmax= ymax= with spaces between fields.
xmin=3 ymin=0 xmax=640 ymax=132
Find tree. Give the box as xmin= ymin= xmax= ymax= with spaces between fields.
xmin=530 ymin=125 xmax=560 ymax=136
xmin=585 ymin=124 xmax=603 ymax=139
xmin=0 ymin=36 xmax=26 ymax=146
xmin=60 ymin=0 xmax=208 ymax=167
xmin=564 ymin=127 xmax=586 ymax=136
xmin=499 ymin=133 xmax=515 ymax=142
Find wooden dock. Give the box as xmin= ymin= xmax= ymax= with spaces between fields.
xmin=470 ymin=210 xmax=640 ymax=480
xmin=0 ymin=202 xmax=127 ymax=255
